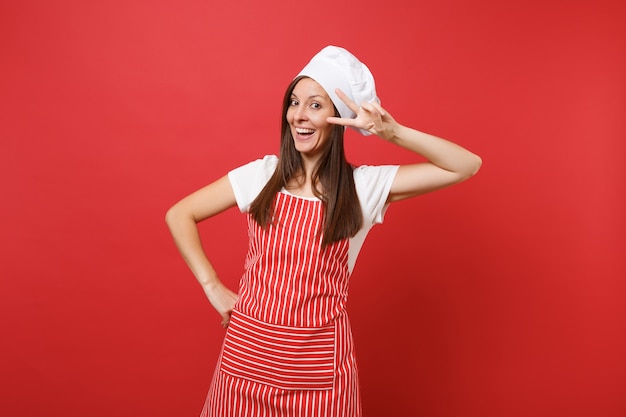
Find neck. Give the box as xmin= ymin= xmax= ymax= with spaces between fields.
xmin=287 ymin=159 xmax=321 ymax=198
xmin=299 ymin=153 xmax=321 ymax=180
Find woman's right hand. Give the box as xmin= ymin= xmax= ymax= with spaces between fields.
xmin=202 ymin=281 xmax=239 ymax=328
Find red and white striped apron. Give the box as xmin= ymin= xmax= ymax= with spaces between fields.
xmin=201 ymin=192 xmax=361 ymax=417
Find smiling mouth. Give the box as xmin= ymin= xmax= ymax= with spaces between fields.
xmin=295 ymin=128 xmax=315 ymax=138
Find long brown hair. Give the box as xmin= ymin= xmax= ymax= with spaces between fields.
xmin=248 ymin=76 xmax=363 ymax=246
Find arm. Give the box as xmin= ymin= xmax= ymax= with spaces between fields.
xmin=165 ymin=175 xmax=239 ymax=327
xmin=328 ymin=89 xmax=482 ymax=202
xmin=382 ymin=123 xmax=482 ymax=202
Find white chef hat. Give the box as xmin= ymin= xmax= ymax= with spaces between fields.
xmin=297 ymin=45 xmax=380 ymax=136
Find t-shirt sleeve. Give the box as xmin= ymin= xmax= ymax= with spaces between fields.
xmin=353 ymin=164 xmax=399 ymax=226
xmin=227 ymin=155 xmax=278 ymax=212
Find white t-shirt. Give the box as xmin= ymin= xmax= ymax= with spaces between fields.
xmin=228 ymin=155 xmax=399 ymax=274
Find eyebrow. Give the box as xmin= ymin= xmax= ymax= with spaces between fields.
xmin=291 ymin=94 xmax=327 ymax=100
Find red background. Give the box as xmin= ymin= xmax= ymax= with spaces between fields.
xmin=2 ymin=1 xmax=625 ymax=416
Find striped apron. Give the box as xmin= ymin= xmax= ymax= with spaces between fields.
xmin=201 ymin=191 xmax=361 ymax=417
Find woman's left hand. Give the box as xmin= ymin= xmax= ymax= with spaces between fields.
xmin=327 ymin=88 xmax=397 ymax=140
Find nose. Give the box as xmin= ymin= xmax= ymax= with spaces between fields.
xmin=293 ymin=104 xmax=308 ymax=121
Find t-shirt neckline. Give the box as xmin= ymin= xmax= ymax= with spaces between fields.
xmin=280 ymin=188 xmax=321 ymax=201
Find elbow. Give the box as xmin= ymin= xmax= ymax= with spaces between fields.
xmin=459 ymin=153 xmax=482 ymax=181
xmin=165 ymin=206 xmax=175 ymax=227
xmin=165 ymin=202 xmax=199 ymax=230
xmin=470 ymin=154 xmax=482 ymax=177
xmin=165 ymin=204 xmax=182 ymax=228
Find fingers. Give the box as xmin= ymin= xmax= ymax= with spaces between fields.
xmin=362 ymin=101 xmax=386 ymax=117
xmin=336 ymin=88 xmax=386 ymax=116
xmin=329 ymin=89 xmax=391 ymax=136
xmin=327 ymin=104 xmax=382 ymax=129
xmin=221 ymin=311 xmax=232 ymax=328
xmin=335 ymin=88 xmax=359 ymax=113
xmin=327 ymin=116 xmax=357 ymax=128
xmin=203 ymin=282 xmax=238 ymax=328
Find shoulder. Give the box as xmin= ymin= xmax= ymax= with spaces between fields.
xmin=353 ymin=164 xmax=399 ymax=225
xmin=227 ymin=155 xmax=278 ymax=212
xmin=235 ymin=154 xmax=278 ymax=173
xmin=228 ymin=155 xmax=278 ymax=179
xmin=353 ymin=164 xmax=399 ymax=188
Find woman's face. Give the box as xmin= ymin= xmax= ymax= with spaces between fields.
xmin=286 ymin=77 xmax=336 ymax=160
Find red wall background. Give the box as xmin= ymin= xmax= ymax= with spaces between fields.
xmin=2 ymin=1 xmax=625 ymax=416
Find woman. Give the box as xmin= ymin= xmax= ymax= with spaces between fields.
xmin=166 ymin=45 xmax=481 ymax=417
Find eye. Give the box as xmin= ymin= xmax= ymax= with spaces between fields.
xmin=310 ymin=102 xmax=321 ymax=109
xmin=289 ymin=99 xmax=299 ymax=106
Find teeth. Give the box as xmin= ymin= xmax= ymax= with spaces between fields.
xmin=296 ymin=128 xmax=315 ymax=134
